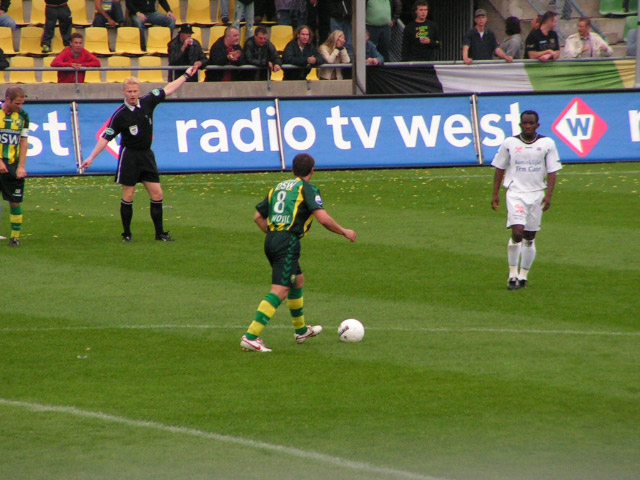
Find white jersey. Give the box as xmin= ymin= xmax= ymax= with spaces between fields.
xmin=491 ymin=134 xmax=562 ymax=193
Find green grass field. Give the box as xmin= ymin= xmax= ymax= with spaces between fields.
xmin=1 ymin=163 xmax=639 ymax=480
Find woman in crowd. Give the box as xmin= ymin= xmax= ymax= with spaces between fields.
xmin=317 ymin=30 xmax=350 ymax=80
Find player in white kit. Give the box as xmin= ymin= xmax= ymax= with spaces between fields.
xmin=491 ymin=110 xmax=562 ymax=289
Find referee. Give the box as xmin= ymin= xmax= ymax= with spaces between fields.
xmin=82 ymin=64 xmax=199 ymax=242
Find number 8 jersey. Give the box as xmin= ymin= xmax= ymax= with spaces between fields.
xmin=256 ymin=177 xmax=325 ymax=238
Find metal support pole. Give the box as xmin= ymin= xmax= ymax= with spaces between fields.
xmin=352 ymin=0 xmax=366 ymax=95
xmin=635 ymin=19 xmax=640 ymax=88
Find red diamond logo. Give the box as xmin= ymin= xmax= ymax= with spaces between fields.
xmin=552 ymin=98 xmax=607 ymax=157
xmin=96 ymin=119 xmax=120 ymax=158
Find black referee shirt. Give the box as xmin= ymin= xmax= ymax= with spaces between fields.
xmin=102 ymin=89 xmax=165 ymax=150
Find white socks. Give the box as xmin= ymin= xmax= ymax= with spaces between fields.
xmin=508 ymin=238 xmax=536 ymax=280
xmin=507 ymin=238 xmax=522 ymax=278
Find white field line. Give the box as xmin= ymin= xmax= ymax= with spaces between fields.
xmin=0 ymin=398 xmax=446 ymax=480
xmin=30 ymin=168 xmax=640 ymax=190
xmin=1 ymin=324 xmax=638 ymax=337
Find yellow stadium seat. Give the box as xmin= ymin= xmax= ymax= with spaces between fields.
xmin=306 ymin=68 xmax=318 ymax=81
xmin=9 ymin=0 xmax=26 ymax=26
xmin=159 ymin=0 xmax=182 ymax=24
xmin=191 ymin=25 xmax=203 ymax=47
xmin=188 ymin=0 xmax=214 ymax=25
xmin=106 ymin=55 xmax=131 ymax=82
xmin=269 ymin=68 xmax=283 ymax=81
xmin=208 ymin=25 xmax=226 ymax=48
xmin=51 ymin=31 xmax=65 ymax=54
xmin=84 ymin=68 xmax=103 ymax=83
xmin=41 ymin=55 xmax=58 ymax=83
xmin=18 ymin=26 xmax=44 ymax=55
xmin=69 ymin=0 xmax=91 ymax=26
xmin=269 ymin=25 xmax=293 ymax=52
xmin=84 ymin=26 xmax=112 ymax=55
xmin=0 ymin=26 xmax=16 ymax=54
xmin=114 ymin=26 xmax=144 ymax=55
xmin=146 ymin=26 xmax=170 ymax=55
xmin=30 ymin=0 xmax=46 ymax=25
xmin=137 ymin=55 xmax=165 ymax=82
xmin=9 ymin=55 xmax=36 ymax=83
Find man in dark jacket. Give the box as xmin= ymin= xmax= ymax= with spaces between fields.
xmin=282 ymin=25 xmax=323 ymax=80
xmin=243 ymin=26 xmax=282 ymax=81
xmin=401 ymin=0 xmax=440 ymax=61
xmin=168 ymin=24 xmax=207 ymax=81
xmin=206 ymin=26 xmax=244 ymax=82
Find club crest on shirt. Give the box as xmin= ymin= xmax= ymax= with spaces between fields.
xmin=315 ymin=195 xmax=323 ymax=205
xmin=152 ymin=89 xmax=161 ymax=96
xmin=129 ymin=125 xmax=139 ymax=135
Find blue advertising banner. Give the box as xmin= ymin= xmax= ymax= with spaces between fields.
xmin=75 ymin=99 xmax=282 ymax=174
xmin=278 ymin=96 xmax=478 ymax=169
xmin=476 ymin=91 xmax=640 ymax=164
xmin=25 ymin=103 xmax=76 ymax=175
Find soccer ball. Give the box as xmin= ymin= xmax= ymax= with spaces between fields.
xmin=338 ymin=319 xmax=365 ymax=343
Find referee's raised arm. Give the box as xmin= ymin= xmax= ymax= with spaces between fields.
xmin=164 ymin=64 xmax=200 ymax=96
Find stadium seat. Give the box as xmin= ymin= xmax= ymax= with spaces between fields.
xmin=18 ymin=26 xmax=45 ymax=55
xmin=269 ymin=25 xmax=293 ymax=52
xmin=306 ymin=68 xmax=318 ymax=81
xmin=41 ymin=55 xmax=58 ymax=83
xmin=106 ymin=55 xmax=131 ymax=82
xmin=208 ymin=25 xmax=226 ymax=48
xmin=9 ymin=0 xmax=27 ymax=26
xmin=9 ymin=55 xmax=36 ymax=83
xmin=600 ymin=0 xmax=638 ymax=15
xmin=191 ymin=25 xmax=203 ymax=48
xmin=159 ymin=0 xmax=182 ymax=24
xmin=69 ymin=0 xmax=91 ymax=26
xmin=51 ymin=31 xmax=65 ymax=54
xmin=188 ymin=0 xmax=214 ymax=25
xmin=29 ymin=0 xmax=46 ymax=25
xmin=0 ymin=26 xmax=17 ymax=54
xmin=114 ymin=26 xmax=145 ymax=55
xmin=84 ymin=26 xmax=112 ymax=55
xmin=84 ymin=66 xmax=103 ymax=83
xmin=215 ymin=0 xmax=234 ymax=24
xmin=146 ymin=26 xmax=171 ymax=55
xmin=137 ymin=55 xmax=165 ymax=82
xmin=269 ymin=68 xmax=283 ymax=81
xmin=624 ymin=15 xmax=638 ymax=41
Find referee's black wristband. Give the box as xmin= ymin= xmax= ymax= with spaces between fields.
xmin=183 ymin=73 xmax=191 ymax=79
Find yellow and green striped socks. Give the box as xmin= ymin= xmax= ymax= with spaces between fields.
xmin=287 ymin=287 xmax=306 ymax=335
xmin=246 ymin=293 xmax=282 ymax=340
xmin=10 ymin=205 xmax=22 ymax=239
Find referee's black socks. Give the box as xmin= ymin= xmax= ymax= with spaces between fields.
xmin=120 ymin=200 xmax=133 ymax=236
xmin=150 ymin=199 xmax=164 ymax=236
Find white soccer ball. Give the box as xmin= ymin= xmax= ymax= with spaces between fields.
xmin=338 ymin=319 xmax=365 ymax=343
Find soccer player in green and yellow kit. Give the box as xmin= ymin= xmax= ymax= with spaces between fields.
xmin=0 ymin=87 xmax=29 ymax=246
xmin=241 ymin=153 xmax=357 ymax=352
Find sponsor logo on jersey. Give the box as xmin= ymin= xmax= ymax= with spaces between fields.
xmin=97 ymin=121 xmax=120 ymax=158
xmin=552 ymin=98 xmax=607 ymax=157
xmin=152 ymin=89 xmax=160 ymax=96
xmin=0 ymin=130 xmax=20 ymax=145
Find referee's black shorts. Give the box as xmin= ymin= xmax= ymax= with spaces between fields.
xmin=115 ymin=147 xmax=160 ymax=186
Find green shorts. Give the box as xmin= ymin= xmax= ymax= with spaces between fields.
xmin=264 ymin=231 xmax=302 ymax=287
xmin=0 ymin=163 xmax=25 ymax=203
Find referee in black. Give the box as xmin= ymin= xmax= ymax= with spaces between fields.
xmin=82 ymin=63 xmax=199 ymax=242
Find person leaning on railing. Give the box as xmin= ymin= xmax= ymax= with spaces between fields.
xmin=243 ymin=26 xmax=282 ymax=81
xmin=282 ymin=25 xmax=323 ymax=80
xmin=318 ymin=30 xmax=349 ymax=80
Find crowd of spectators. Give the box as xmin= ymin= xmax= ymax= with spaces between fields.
xmin=0 ymin=0 xmax=636 ymax=81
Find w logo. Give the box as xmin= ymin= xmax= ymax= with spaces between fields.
xmin=552 ymin=98 xmax=607 ymax=157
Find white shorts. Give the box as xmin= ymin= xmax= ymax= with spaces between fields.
xmin=505 ymin=189 xmax=545 ymax=231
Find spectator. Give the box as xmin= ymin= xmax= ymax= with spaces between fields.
xmin=365 ymin=30 xmax=384 ymax=65
xmin=233 ymin=0 xmax=254 ymax=40
xmin=563 ymin=17 xmax=612 ymax=58
xmin=525 ymin=10 xmax=560 ymax=61
xmin=254 ymin=0 xmax=275 ymax=24
xmin=41 ymin=0 xmax=73 ymax=54
xmin=627 ymin=28 xmax=637 ymax=56
xmin=0 ymin=47 xmax=8 ymax=70
xmin=167 ymin=24 xmax=207 ymax=81
xmin=126 ymin=0 xmax=176 ymax=51
xmin=282 ymin=25 xmax=323 ymax=80
xmin=531 ymin=14 xmax=542 ymax=31
xmin=206 ymin=26 xmax=244 ymax=82
xmin=0 ymin=0 xmax=17 ymax=29
xmin=92 ymin=0 xmax=125 ymax=27
xmin=276 ymin=0 xmax=306 ymax=29
xmin=318 ymin=29 xmax=349 ymax=79
xmin=401 ymin=0 xmax=440 ymax=61
xmin=327 ymin=0 xmax=352 ymax=57
xmin=243 ymin=26 xmax=282 ymax=80
xmin=365 ymin=0 xmax=401 ymax=62
xmin=500 ymin=16 xmax=523 ymax=59
xmin=50 ymin=32 xmax=101 ymax=83
xmin=462 ymin=9 xmax=512 ymax=64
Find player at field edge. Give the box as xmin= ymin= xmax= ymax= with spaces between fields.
xmin=241 ymin=153 xmax=357 ymax=353
xmin=491 ymin=110 xmax=562 ymax=290
xmin=0 ymin=87 xmax=29 ymax=246
xmin=81 ymin=64 xmax=199 ymax=242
